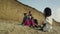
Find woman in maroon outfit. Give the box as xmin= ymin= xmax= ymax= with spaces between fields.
xmin=28 ymin=11 xmax=35 ymax=27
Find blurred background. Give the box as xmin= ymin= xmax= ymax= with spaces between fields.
xmin=18 ymin=0 xmax=60 ymax=22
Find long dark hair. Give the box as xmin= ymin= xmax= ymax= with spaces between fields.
xmin=44 ymin=7 xmax=52 ymax=17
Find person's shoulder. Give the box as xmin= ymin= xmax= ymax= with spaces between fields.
xmin=47 ymin=16 xmax=52 ymax=18
xmin=46 ymin=16 xmax=52 ymax=20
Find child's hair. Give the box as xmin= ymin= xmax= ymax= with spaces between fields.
xmin=44 ymin=7 xmax=52 ymax=17
xmin=24 ymin=13 xmax=27 ymax=16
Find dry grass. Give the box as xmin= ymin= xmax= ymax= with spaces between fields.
xmin=0 ymin=20 xmax=60 ymax=34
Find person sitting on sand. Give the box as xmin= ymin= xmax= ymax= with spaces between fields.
xmin=28 ymin=11 xmax=35 ymax=27
xmin=40 ymin=7 xmax=53 ymax=32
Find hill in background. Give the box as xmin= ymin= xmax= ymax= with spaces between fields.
xmin=0 ymin=0 xmax=44 ymax=25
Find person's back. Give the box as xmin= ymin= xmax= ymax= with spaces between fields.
xmin=22 ymin=13 xmax=27 ymax=25
xmin=34 ymin=19 xmax=38 ymax=25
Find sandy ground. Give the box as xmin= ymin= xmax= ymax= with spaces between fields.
xmin=0 ymin=20 xmax=60 ymax=34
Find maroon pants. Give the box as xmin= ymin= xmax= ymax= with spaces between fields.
xmin=24 ymin=19 xmax=35 ymax=27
